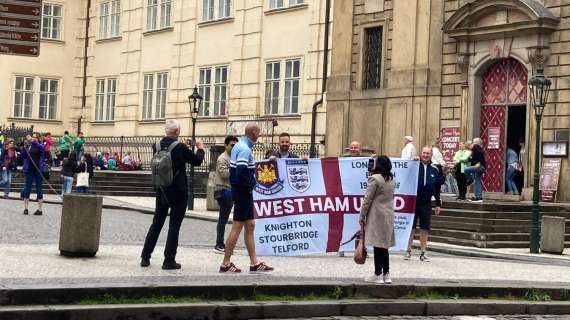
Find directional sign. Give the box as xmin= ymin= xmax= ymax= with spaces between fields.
xmin=0 ymin=0 xmax=41 ymax=57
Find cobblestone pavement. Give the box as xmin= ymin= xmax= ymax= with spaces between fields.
xmin=0 ymin=199 xmax=223 ymax=247
xmin=273 ymin=316 xmax=570 ymax=320
xmin=2 ymin=198 xmax=570 ymax=285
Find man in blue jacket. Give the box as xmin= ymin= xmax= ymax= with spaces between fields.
xmin=219 ymin=123 xmax=274 ymax=273
xmin=405 ymin=146 xmax=442 ymax=262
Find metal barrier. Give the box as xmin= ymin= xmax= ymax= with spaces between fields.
xmin=0 ymin=123 xmax=34 ymax=142
xmin=48 ymin=136 xmax=323 ymax=171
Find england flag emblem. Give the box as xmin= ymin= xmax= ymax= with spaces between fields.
xmin=286 ymin=159 xmax=311 ymax=193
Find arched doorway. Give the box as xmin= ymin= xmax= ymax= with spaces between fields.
xmin=480 ymin=58 xmax=528 ymax=193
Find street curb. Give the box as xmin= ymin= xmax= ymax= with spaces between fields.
xmin=2 ymin=282 xmax=570 ymax=307
xmin=2 ymin=299 xmax=570 ymax=320
xmin=7 ymin=196 xmax=224 ymax=224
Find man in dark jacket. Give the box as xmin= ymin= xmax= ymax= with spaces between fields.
xmin=141 ymin=119 xmax=204 ymax=270
xmin=405 ymin=146 xmax=442 ymax=262
xmin=464 ymin=137 xmax=486 ymax=203
xmin=266 ymin=132 xmax=299 ymax=159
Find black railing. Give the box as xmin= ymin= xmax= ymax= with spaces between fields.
xmin=0 ymin=123 xmax=34 ymax=141
xmin=47 ymin=136 xmax=322 ymax=172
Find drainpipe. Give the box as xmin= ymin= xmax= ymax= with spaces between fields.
xmin=310 ymin=0 xmax=331 ymax=158
xmin=78 ymin=0 xmax=91 ymax=133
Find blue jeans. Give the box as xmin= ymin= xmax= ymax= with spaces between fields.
xmin=0 ymin=170 xmax=12 ymax=196
xmin=464 ymin=165 xmax=485 ymax=199
xmin=76 ymin=186 xmax=88 ymax=193
xmin=506 ymin=165 xmax=519 ymax=194
xmin=62 ymin=176 xmax=73 ymax=195
xmin=22 ymin=170 xmax=43 ymax=200
xmin=215 ymin=189 xmax=233 ymax=247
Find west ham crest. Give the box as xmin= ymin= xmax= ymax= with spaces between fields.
xmin=286 ymin=159 xmax=311 ymax=193
xmin=254 ymin=160 xmax=284 ymax=195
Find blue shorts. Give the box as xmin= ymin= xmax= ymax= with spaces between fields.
xmin=412 ymin=205 xmax=432 ymax=230
xmin=231 ymin=189 xmax=254 ymax=222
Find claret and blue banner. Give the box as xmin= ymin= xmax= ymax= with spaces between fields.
xmin=253 ymin=157 xmax=419 ymax=256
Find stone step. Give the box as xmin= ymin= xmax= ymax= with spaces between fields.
xmin=437 ymin=208 xmax=570 ymax=220
xmin=442 ymin=200 xmax=570 ymax=213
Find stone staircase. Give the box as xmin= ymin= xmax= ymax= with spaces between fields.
xmin=428 ymin=199 xmax=570 ymax=248
xmin=10 ymin=170 xmax=208 ymax=198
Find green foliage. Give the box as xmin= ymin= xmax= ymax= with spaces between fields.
xmin=525 ymin=289 xmax=552 ymax=302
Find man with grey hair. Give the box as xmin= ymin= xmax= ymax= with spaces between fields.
xmin=141 ymin=119 xmax=205 ymax=270
xmin=464 ymin=137 xmax=486 ymax=203
xmin=220 ymin=123 xmax=274 ymax=273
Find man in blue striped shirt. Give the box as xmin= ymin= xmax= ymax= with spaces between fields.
xmin=219 ymin=123 xmax=274 ymax=274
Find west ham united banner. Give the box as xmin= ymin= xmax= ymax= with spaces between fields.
xmin=253 ymin=157 xmax=419 ymax=256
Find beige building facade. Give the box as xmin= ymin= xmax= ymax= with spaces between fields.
xmin=0 ymin=0 xmax=331 ymax=143
xmin=327 ymin=0 xmax=570 ymax=201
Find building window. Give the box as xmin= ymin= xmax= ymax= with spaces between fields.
xmin=202 ymin=0 xmax=231 ymax=21
xmin=12 ymin=76 xmax=34 ymax=118
xmin=362 ymin=26 xmax=382 ymax=90
xmin=269 ymin=0 xmax=303 ymax=9
xmin=147 ymin=0 xmax=171 ymax=31
xmin=265 ymin=59 xmax=301 ymax=115
xmin=41 ymin=3 xmax=62 ymax=40
xmin=198 ymin=66 xmax=228 ymax=116
xmin=39 ymin=79 xmax=58 ymax=120
xmin=99 ymin=0 xmax=121 ymax=39
xmin=95 ymin=78 xmax=117 ymax=121
xmin=284 ymin=60 xmax=300 ymax=114
xmin=142 ymin=73 xmax=168 ymax=120
xmin=12 ymin=76 xmax=60 ymax=120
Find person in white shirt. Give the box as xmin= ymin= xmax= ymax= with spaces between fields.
xmin=401 ymin=136 xmax=416 ymax=160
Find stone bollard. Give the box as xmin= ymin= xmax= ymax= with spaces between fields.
xmin=207 ymin=145 xmax=226 ymax=211
xmin=59 ymin=194 xmax=103 ymax=257
xmin=540 ymin=215 xmax=566 ymax=254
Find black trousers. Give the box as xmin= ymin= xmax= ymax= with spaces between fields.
xmin=141 ymin=191 xmax=188 ymax=264
xmin=373 ymin=247 xmax=389 ymax=275
xmin=215 ymin=191 xmax=233 ymax=247
xmin=456 ymin=169 xmax=467 ymax=199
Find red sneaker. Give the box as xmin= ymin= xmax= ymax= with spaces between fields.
xmin=249 ymin=261 xmax=274 ymax=273
xmin=219 ymin=262 xmax=241 ymax=273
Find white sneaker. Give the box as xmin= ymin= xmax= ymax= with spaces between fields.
xmin=364 ymin=275 xmax=383 ymax=284
xmin=403 ymin=250 xmax=412 ymax=260
xmin=383 ymin=273 xmax=392 ymax=284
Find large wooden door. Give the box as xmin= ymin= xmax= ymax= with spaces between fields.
xmin=480 ymin=59 xmax=527 ymax=193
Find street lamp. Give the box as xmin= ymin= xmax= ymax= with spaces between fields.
xmin=187 ymin=86 xmax=202 ymax=211
xmin=528 ymin=68 xmax=552 ymax=254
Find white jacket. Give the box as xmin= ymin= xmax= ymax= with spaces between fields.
xmin=431 ymin=147 xmax=446 ymax=166
xmin=401 ymin=143 xmax=416 ymax=160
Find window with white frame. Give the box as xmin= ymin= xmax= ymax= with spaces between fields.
xmin=99 ymin=0 xmax=121 ymax=39
xmin=39 ymin=79 xmax=59 ymax=120
xmin=198 ymin=66 xmax=228 ymax=116
xmin=12 ymin=76 xmax=60 ymax=120
xmin=202 ymin=0 xmax=232 ymax=21
xmin=147 ymin=0 xmax=171 ymax=31
xmin=95 ymin=78 xmax=117 ymax=121
xmin=41 ymin=3 xmax=63 ymax=40
xmin=142 ymin=73 xmax=168 ymax=120
xmin=12 ymin=76 xmax=34 ymax=118
xmin=269 ymin=0 xmax=303 ymax=9
xmin=264 ymin=59 xmax=301 ymax=115
xmin=265 ymin=62 xmax=280 ymax=114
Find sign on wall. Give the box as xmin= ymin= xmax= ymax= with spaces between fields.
xmin=440 ymin=127 xmax=460 ymax=167
xmin=0 ymin=0 xmax=41 ymax=57
xmin=487 ymin=127 xmax=501 ymax=149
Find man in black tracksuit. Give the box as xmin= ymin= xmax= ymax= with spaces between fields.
xmin=141 ymin=119 xmax=204 ymax=270
xmin=405 ymin=146 xmax=442 ymax=262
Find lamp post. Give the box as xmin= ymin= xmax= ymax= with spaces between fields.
xmin=187 ymin=86 xmax=202 ymax=211
xmin=528 ymin=68 xmax=552 ymax=254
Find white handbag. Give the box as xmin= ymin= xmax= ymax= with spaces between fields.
xmin=76 ymin=172 xmax=90 ymax=187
